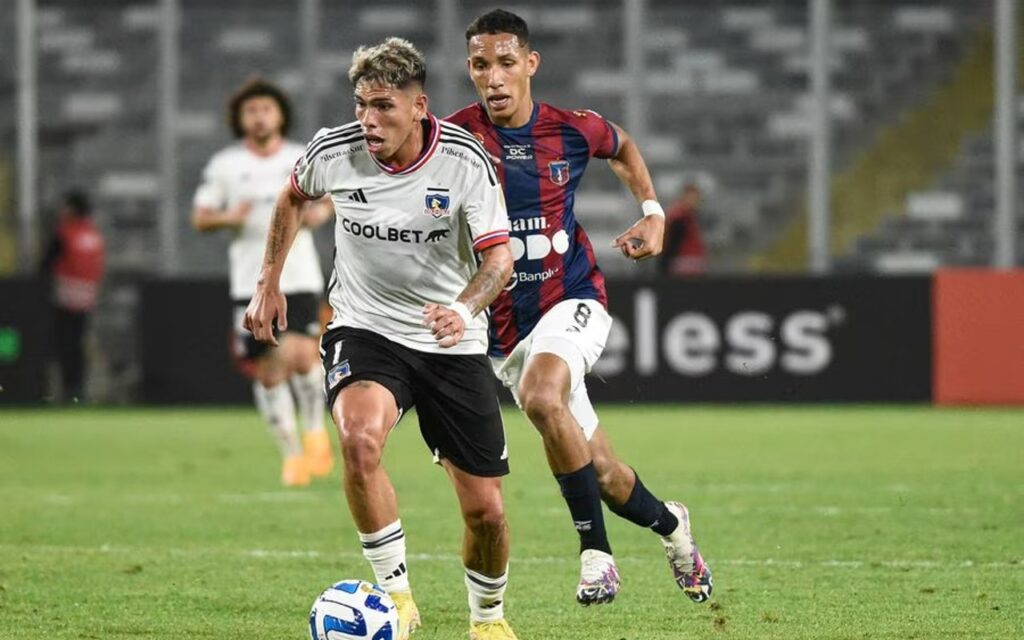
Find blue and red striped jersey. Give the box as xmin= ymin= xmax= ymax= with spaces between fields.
xmin=446 ymin=101 xmax=619 ymax=357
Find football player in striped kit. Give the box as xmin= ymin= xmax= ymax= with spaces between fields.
xmin=448 ymin=9 xmax=713 ymax=607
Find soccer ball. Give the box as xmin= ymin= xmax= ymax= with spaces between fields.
xmin=309 ymin=579 xmax=398 ymax=640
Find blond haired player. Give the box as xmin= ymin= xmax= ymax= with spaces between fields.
xmin=245 ymin=39 xmax=518 ymax=640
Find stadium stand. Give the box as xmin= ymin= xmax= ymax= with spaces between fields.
xmin=0 ymin=0 xmax=1004 ymax=394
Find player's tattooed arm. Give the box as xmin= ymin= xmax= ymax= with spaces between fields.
xmin=423 ymin=243 xmax=513 ymax=348
xmin=459 ymin=243 xmax=514 ymax=314
xmin=243 ymin=184 xmax=305 ymax=346
xmin=607 ymin=122 xmax=664 ymax=261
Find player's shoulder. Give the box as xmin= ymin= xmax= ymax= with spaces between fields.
xmin=206 ymin=142 xmax=247 ymax=165
xmin=541 ymin=102 xmax=610 ymax=128
xmin=444 ymin=103 xmax=485 ymax=127
xmin=436 ymin=120 xmax=496 ymax=183
xmin=302 ymin=121 xmax=364 ymax=162
xmin=279 ymin=139 xmax=307 ymax=158
xmin=201 ymin=143 xmax=251 ymax=175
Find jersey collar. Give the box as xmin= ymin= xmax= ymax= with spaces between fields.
xmin=369 ymin=113 xmax=440 ymax=176
xmin=479 ymin=101 xmax=539 ymax=133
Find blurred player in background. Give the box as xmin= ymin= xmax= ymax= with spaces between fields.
xmin=39 ymin=190 xmax=105 ymax=403
xmin=191 ymin=79 xmax=333 ymax=487
xmin=660 ymin=180 xmax=707 ymax=277
xmin=448 ymin=9 xmax=712 ymax=606
xmin=245 ymin=39 xmax=517 ymax=640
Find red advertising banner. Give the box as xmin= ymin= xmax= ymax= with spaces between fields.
xmin=934 ymin=270 xmax=1024 ymax=405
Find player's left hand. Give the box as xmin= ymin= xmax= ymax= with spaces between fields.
xmin=613 ymin=214 xmax=664 ymax=261
xmin=422 ymin=303 xmax=465 ymax=348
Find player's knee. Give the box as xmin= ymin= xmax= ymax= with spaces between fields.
xmin=520 ymin=385 xmax=567 ymax=429
xmin=338 ymin=420 xmax=385 ymax=476
xmin=255 ymin=365 xmax=287 ymax=388
xmin=463 ymin=499 xmax=507 ymax=537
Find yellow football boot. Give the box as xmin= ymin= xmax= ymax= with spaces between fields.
xmin=281 ymin=454 xmax=311 ymax=487
xmin=303 ymin=429 xmax=334 ymax=478
xmin=389 ymin=591 xmax=422 ymax=639
xmin=469 ymin=619 xmax=518 ymax=640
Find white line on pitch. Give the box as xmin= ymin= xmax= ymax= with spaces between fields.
xmin=1 ymin=543 xmax=1019 ymax=570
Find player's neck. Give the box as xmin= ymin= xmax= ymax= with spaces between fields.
xmin=245 ymin=134 xmax=283 ymax=157
xmin=490 ymin=98 xmax=535 ymax=129
xmin=381 ymin=118 xmax=429 ymax=170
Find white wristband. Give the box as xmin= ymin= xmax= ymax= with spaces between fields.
xmin=641 ymin=199 xmax=665 ymax=218
xmin=449 ymin=301 xmax=474 ymax=326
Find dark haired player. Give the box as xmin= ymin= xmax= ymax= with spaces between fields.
xmin=447 ymin=9 xmax=712 ymax=606
xmin=192 ymin=78 xmax=334 ymax=486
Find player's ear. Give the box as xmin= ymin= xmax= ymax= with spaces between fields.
xmin=413 ymin=89 xmax=428 ymax=120
xmin=527 ymin=50 xmax=540 ymax=77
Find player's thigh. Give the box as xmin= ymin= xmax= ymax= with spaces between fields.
xmin=524 ymin=298 xmax=612 ymax=393
xmin=331 ymin=381 xmax=401 ymax=447
xmin=441 ymin=459 xmax=506 ymax=526
xmin=278 ymin=332 xmax=320 ymax=373
xmin=518 ymin=352 xmax=573 ymax=408
xmin=252 ymin=345 xmax=288 ymax=386
xmin=414 ymin=354 xmax=509 ymax=478
xmin=320 ymin=327 xmax=415 ymax=449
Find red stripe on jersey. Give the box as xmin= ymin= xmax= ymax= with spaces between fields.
xmin=473 ymin=230 xmax=510 ymax=252
xmin=290 ymin=170 xmax=318 ymax=200
xmin=575 ymin=223 xmax=608 ymax=308
xmin=534 ymin=114 xmax=566 ymax=309
xmin=488 ymin=288 xmax=519 ymax=356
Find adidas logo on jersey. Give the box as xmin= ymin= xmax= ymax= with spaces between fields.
xmin=347 ymin=188 xmax=368 ymax=203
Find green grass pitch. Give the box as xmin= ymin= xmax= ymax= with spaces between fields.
xmin=1 ymin=406 xmax=1021 ymax=638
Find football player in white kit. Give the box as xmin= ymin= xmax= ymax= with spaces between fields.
xmin=245 ymin=39 xmax=518 ymax=640
xmin=192 ymin=79 xmax=334 ymax=487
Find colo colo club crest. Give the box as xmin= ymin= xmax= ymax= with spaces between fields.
xmin=424 ymin=189 xmax=451 ymax=219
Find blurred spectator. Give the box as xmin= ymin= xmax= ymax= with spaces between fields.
xmin=39 ymin=190 xmax=105 ymax=402
xmin=660 ymin=182 xmax=707 ymax=276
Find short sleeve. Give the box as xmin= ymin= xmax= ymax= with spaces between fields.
xmin=462 ymin=157 xmax=510 ymax=253
xmin=192 ymin=157 xmax=227 ymax=209
xmin=573 ymin=109 xmax=619 ymax=159
xmin=290 ymin=127 xmax=333 ymax=200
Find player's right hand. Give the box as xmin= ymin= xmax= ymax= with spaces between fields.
xmin=244 ymin=286 xmax=287 ymax=347
xmin=230 ymin=201 xmax=254 ymax=225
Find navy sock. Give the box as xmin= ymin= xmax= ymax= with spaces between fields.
xmin=608 ymin=471 xmax=679 ymax=537
xmin=555 ymin=462 xmax=612 ymax=555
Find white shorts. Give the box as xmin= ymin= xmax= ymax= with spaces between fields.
xmin=490 ymin=298 xmax=612 ymax=440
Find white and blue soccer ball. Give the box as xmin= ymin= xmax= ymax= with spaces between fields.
xmin=309 ymin=580 xmax=398 ymax=640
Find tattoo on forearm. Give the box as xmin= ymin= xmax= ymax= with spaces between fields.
xmin=459 ymin=262 xmax=507 ymax=315
xmin=265 ymin=204 xmax=287 ymax=267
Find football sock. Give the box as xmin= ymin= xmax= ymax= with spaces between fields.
xmin=608 ymin=470 xmax=679 ymax=537
xmin=554 ymin=462 xmax=612 ymax=555
xmin=252 ymin=381 xmax=302 ymax=457
xmin=464 ymin=566 xmax=507 ymax=624
xmin=359 ymin=520 xmax=410 ymax=594
xmin=291 ymin=367 xmax=326 ymax=433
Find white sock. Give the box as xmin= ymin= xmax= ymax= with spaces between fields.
xmin=464 ymin=566 xmax=507 ymax=624
xmin=252 ymin=381 xmax=301 ymax=457
xmin=291 ymin=367 xmax=326 ymax=434
xmin=359 ymin=520 xmax=410 ymax=594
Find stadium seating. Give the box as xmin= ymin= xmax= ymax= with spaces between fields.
xmin=0 ymin=0 xmax=1007 ymax=394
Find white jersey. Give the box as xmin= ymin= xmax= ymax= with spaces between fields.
xmin=291 ymin=114 xmax=509 ymax=355
xmin=193 ymin=140 xmax=325 ymax=300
